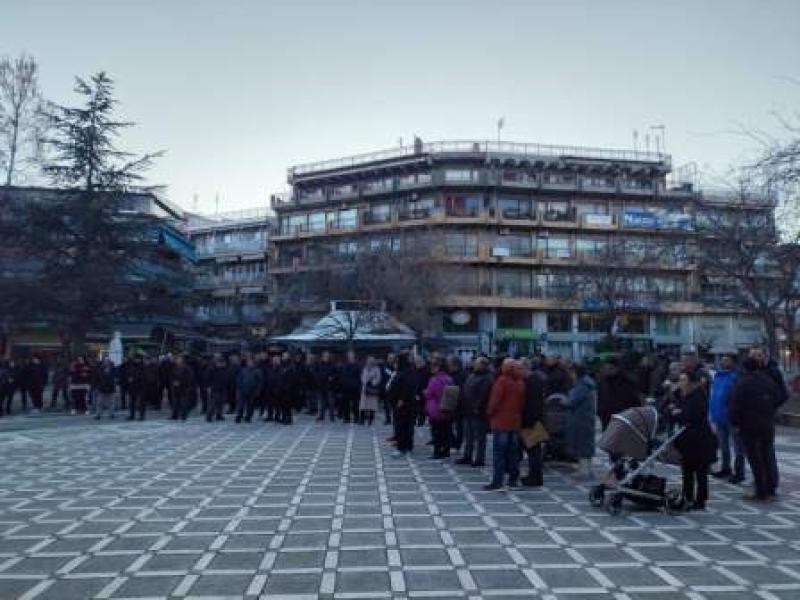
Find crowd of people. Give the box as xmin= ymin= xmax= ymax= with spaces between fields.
xmin=0 ymin=344 xmax=790 ymax=506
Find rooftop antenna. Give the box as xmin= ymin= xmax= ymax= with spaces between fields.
xmin=650 ymin=124 xmax=666 ymax=154
xmin=192 ymin=193 xmax=199 ymax=212
xmin=215 ymin=193 xmax=220 ymax=215
xmin=632 ymin=129 xmax=639 ymax=152
xmin=644 ymin=133 xmax=651 ymax=153
xmin=398 ymin=136 xmax=403 ymax=147
xmin=497 ymin=117 xmax=505 ymax=144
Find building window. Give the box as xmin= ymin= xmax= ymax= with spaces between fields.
xmin=501 ymin=170 xmax=537 ymax=186
xmin=445 ymin=194 xmax=482 ymax=217
xmin=576 ymin=237 xmax=607 ymax=257
xmin=495 ymin=234 xmax=532 ymax=258
xmin=338 ymin=209 xmax=358 ymax=230
xmin=547 ymin=313 xmax=571 ymax=332
xmin=337 ymin=241 xmax=358 ymax=257
xmin=366 ymin=203 xmax=391 ymax=224
xmin=444 ymin=169 xmax=478 ymax=183
xmin=496 ymin=269 xmax=532 ymax=298
xmin=331 ymin=183 xmax=358 ymax=198
xmin=655 ymin=315 xmax=681 ymax=336
xmin=542 ymin=201 xmax=574 ymax=222
xmin=288 ymin=214 xmax=308 ymax=234
xmin=542 ymin=172 xmax=575 ymax=185
xmin=618 ymin=314 xmax=648 ymax=334
xmin=498 ymin=197 xmax=533 ymax=219
xmin=445 ymin=233 xmax=478 ymax=257
xmin=578 ymin=313 xmax=611 ymax=333
xmin=497 ymin=309 xmax=531 ymax=329
xmin=582 ymin=175 xmax=616 ymax=188
xmin=308 ymin=212 xmax=326 ymax=232
xmin=363 ymin=178 xmax=394 ymax=193
xmin=538 ymin=235 xmax=571 ymax=259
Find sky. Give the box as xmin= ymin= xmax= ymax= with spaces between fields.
xmin=2 ymin=0 xmax=799 ymax=213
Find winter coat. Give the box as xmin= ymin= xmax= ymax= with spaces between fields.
xmin=566 ymin=375 xmax=597 ymax=459
xmin=598 ymin=370 xmax=640 ymax=421
xmin=70 ymin=363 xmax=92 ymax=389
xmin=487 ymin=362 xmax=525 ymax=431
xmin=424 ymin=371 xmax=453 ymax=422
xmin=339 ymin=362 xmax=362 ymax=395
xmin=236 ymin=366 xmax=263 ymax=399
xmin=360 ymin=365 xmax=382 ymax=412
xmin=95 ymin=366 xmax=117 ymax=394
xmin=729 ymin=370 xmax=782 ymax=435
xmin=708 ymin=369 xmax=737 ymax=425
xmin=522 ymin=369 xmax=546 ymax=428
xmin=387 ymin=368 xmax=417 ymax=414
xmin=170 ymin=365 xmax=195 ymax=396
xmin=462 ymin=370 xmax=494 ymax=417
xmin=673 ymin=387 xmax=718 ymax=468
xmin=314 ymin=361 xmax=338 ymax=393
xmin=123 ymin=360 xmax=145 ymax=393
xmin=544 ymin=365 xmax=571 ymax=397
xmin=764 ymin=360 xmax=789 ymax=407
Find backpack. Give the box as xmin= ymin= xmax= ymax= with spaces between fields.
xmin=441 ymin=385 xmax=460 ymax=413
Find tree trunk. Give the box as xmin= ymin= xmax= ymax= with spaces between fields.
xmin=762 ymin=312 xmax=779 ymax=360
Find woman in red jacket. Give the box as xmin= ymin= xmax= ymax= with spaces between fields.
xmin=485 ymin=359 xmax=525 ymax=491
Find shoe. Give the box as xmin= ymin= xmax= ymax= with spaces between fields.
xmin=521 ymin=476 xmax=543 ymax=487
xmin=471 ymin=461 xmax=485 ymax=468
xmin=316 ymin=417 xmax=323 ymax=422
xmin=455 ymin=457 xmax=472 ymax=465
xmin=711 ymin=468 xmax=732 ymax=479
xmin=70 ymin=409 xmax=77 ymax=415
xmin=483 ymin=483 xmax=504 ymax=491
xmin=728 ymin=475 xmax=745 ymax=484
xmin=690 ymin=502 xmax=706 ymax=511
xmin=426 ymin=440 xmax=434 ymax=446
xmin=507 ymin=480 xmax=520 ymax=489
xmin=391 ymin=451 xmax=407 ymax=459
xmin=244 ymin=417 xmax=252 ymax=423
xmin=235 ymin=416 xmax=242 ymax=423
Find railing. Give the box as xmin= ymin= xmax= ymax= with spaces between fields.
xmin=541 ymin=208 xmax=578 ymax=223
xmin=289 ymin=139 xmax=671 ymax=178
xmin=195 ymin=240 xmax=267 ymax=256
xmin=500 ymin=209 xmax=536 ymax=220
xmin=398 ymin=208 xmax=434 ymax=221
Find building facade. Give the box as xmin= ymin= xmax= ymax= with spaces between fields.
xmin=270 ymin=139 xmax=775 ymax=358
xmin=0 ymin=186 xmax=195 ymax=357
xmin=186 ymin=208 xmax=274 ymax=341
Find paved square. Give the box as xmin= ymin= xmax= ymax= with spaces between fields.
xmin=0 ymin=415 xmax=799 ymax=599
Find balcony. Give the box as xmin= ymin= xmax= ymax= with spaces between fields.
xmin=362 ymin=212 xmax=394 ymax=226
xmin=195 ymin=240 xmax=267 ymax=257
xmin=580 ymin=213 xmax=617 ymax=229
xmin=620 ymin=179 xmax=656 ymax=195
xmin=499 ymin=208 xmax=536 ymax=221
xmin=541 ymin=208 xmax=578 ymax=225
xmin=398 ymin=208 xmax=434 ymax=222
xmin=541 ymin=175 xmax=578 ymax=192
xmin=580 ymin=177 xmax=618 ymax=193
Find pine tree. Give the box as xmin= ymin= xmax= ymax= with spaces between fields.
xmin=0 ymin=73 xmax=188 ymax=356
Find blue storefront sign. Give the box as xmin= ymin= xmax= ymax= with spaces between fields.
xmin=623 ymin=209 xmax=659 ymax=229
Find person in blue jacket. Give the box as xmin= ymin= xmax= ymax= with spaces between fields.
xmin=709 ymin=354 xmax=745 ymax=484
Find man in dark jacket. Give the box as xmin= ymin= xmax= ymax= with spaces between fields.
xmin=206 ymin=355 xmax=230 ymax=422
xmin=729 ymin=355 xmax=782 ymax=501
xmin=226 ymin=354 xmax=241 ymax=414
xmin=169 ymin=355 xmax=196 ymax=421
xmin=235 ymin=356 xmax=263 ymax=423
xmin=124 ymin=354 xmax=146 ymax=421
xmin=389 ymin=353 xmax=417 ymax=456
xmin=315 ymin=351 xmax=338 ymax=422
xmin=597 ymin=358 xmax=641 ymax=430
xmin=457 ymin=357 xmax=493 ymax=467
xmin=521 ymin=358 xmax=547 ymax=486
xmin=338 ymin=351 xmax=362 ymax=423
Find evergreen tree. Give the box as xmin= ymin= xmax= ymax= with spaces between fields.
xmin=0 ymin=73 xmax=188 ymax=356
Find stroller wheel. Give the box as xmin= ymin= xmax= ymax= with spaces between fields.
xmin=589 ymin=485 xmax=605 ymax=508
xmin=607 ymin=493 xmax=623 ymax=516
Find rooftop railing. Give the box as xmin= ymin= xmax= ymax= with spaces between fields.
xmin=289 ymin=140 xmax=670 ymax=179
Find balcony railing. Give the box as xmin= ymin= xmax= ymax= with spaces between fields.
xmin=541 ymin=208 xmax=578 ymax=223
xmin=288 ymin=140 xmax=670 ymax=179
xmin=499 ymin=209 xmax=536 ymax=221
xmin=398 ymin=208 xmax=434 ymax=221
xmin=195 ymin=240 xmax=267 ymax=256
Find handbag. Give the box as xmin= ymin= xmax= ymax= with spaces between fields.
xmin=520 ymin=421 xmax=549 ymax=449
xmin=440 ymin=385 xmax=460 ymax=413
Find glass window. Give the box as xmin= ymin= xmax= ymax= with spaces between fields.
xmin=331 ymin=183 xmax=358 ymax=198
xmin=618 ymin=314 xmax=648 ymax=334
xmin=542 ymin=172 xmax=575 ymax=185
xmin=338 ymin=209 xmax=358 ymax=229
xmin=445 ymin=233 xmax=478 ymax=257
xmin=576 ymin=202 xmax=609 ymax=217
xmin=445 ymin=194 xmax=482 ymax=217
xmin=366 ymin=203 xmax=391 ymax=224
xmin=538 ymin=235 xmax=571 ymax=259
xmin=288 ymin=214 xmax=307 ymax=233
xmin=444 ymin=169 xmax=477 ymax=182
xmin=497 ymin=310 xmax=531 ymax=329
xmin=501 ymin=170 xmax=537 ymax=185
xmin=337 ymin=240 xmax=358 ymax=256
xmin=578 ymin=313 xmax=611 ymax=333
xmin=308 ymin=212 xmax=325 ymax=232
xmin=498 ymin=197 xmax=533 ymax=219
xmin=403 ymin=194 xmax=436 ymax=219
xmin=655 ymin=315 xmax=681 ymax=336
xmin=542 ymin=201 xmax=573 ymax=221
xmin=495 ymin=234 xmax=532 ymax=257
xmin=547 ymin=313 xmax=572 ymax=332
xmin=496 ymin=270 xmax=531 ymax=298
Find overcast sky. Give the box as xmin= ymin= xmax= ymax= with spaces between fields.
xmin=3 ymin=0 xmax=798 ymax=212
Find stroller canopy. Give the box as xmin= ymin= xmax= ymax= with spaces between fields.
xmin=598 ymin=406 xmax=659 ymax=460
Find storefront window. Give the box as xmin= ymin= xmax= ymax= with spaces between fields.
xmin=578 ymin=313 xmax=611 ymax=333
xmin=497 ymin=309 xmax=531 ymax=329
xmin=655 ymin=315 xmax=681 ymax=336
xmin=547 ymin=313 xmax=572 ymax=332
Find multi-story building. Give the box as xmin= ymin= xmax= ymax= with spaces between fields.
xmin=186 ymin=208 xmax=273 ymax=340
xmin=0 ymin=186 xmax=195 ymax=357
xmin=270 ymin=139 xmax=776 ymax=358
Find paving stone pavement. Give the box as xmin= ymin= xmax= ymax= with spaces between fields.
xmin=1 ymin=414 xmax=799 ymax=599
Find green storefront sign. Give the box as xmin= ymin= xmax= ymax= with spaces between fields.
xmin=494 ymin=328 xmax=539 ymax=341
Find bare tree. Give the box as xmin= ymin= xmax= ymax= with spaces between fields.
xmin=0 ymin=53 xmax=45 ymax=186
xmin=573 ymin=235 xmax=677 ymax=339
xmin=692 ymin=175 xmax=800 ymax=358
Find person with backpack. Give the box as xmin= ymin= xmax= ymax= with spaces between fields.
xmin=457 ymin=357 xmax=493 ymax=467
xmin=424 ymin=358 xmax=454 ymax=459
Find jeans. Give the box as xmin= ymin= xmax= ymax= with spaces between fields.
xmin=207 ymin=390 xmax=226 ymax=420
xmin=128 ymin=389 xmax=146 ymax=419
xmin=491 ymin=430 xmax=520 ymax=486
xmin=236 ymin=392 xmax=257 ymax=421
xmin=463 ymin=415 xmax=487 ymax=463
xmin=715 ymin=421 xmax=745 ymax=478
xmin=95 ymin=392 xmax=115 ymax=418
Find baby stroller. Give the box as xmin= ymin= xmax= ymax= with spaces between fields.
xmin=589 ymin=405 xmax=685 ymax=515
xmin=542 ymin=393 xmax=574 ymax=463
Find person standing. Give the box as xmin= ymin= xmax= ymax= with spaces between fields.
xmin=709 ymin=354 xmax=744 ymax=483
xmin=235 ymin=356 xmax=263 ymax=423
xmin=69 ymin=357 xmax=92 ymax=415
xmin=424 ymin=359 xmax=454 ymax=458
xmin=205 ymin=355 xmax=230 ymax=422
xmin=157 ymin=354 xmax=174 ymax=411
xmin=670 ymin=370 xmax=717 ymax=510
xmin=94 ymin=357 xmax=117 ymax=419
xmin=315 ymin=351 xmax=338 ymax=422
xmin=50 ymin=358 xmax=70 ymax=409
xmin=339 ymin=351 xmax=361 ymax=423
xmin=447 ymin=356 xmax=466 ymax=453
xmin=125 ymin=354 xmax=146 ymax=421
xmin=389 ymin=353 xmax=417 ymax=457
xmin=597 ymin=357 xmax=641 ymax=430
xmin=729 ymin=354 xmax=782 ymax=502
xmin=381 ymin=353 xmax=397 ymax=426
xmin=360 ymin=356 xmax=382 ymax=425
xmin=457 ymin=357 xmax=493 ymax=467
xmin=751 ymin=347 xmax=788 ymax=497
xmin=520 ymin=357 xmax=546 ymax=486
xmin=565 ymin=365 xmax=597 ymax=479
xmin=169 ymin=355 xmax=195 ymax=421
xmin=485 ymin=359 xmax=525 ymax=491
xmin=277 ymin=352 xmax=295 ymax=424
xmin=28 ymin=357 xmax=46 ymax=413
xmin=0 ymin=360 xmax=12 ymax=417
